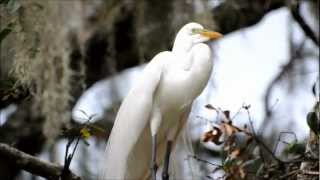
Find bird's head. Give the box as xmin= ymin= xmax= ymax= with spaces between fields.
xmin=173 ymin=22 xmax=222 ymax=52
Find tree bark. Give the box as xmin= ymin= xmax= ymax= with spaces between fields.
xmin=0 ymin=143 xmax=81 ymax=180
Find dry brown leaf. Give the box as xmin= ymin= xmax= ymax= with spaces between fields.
xmin=245 ymin=136 xmax=253 ymax=146
xmin=202 ymin=130 xmax=213 ymax=142
xmin=221 ymin=122 xmax=239 ymax=136
xmin=201 ymin=127 xmax=223 ymax=145
xmin=230 ymin=148 xmax=241 ymax=159
xmin=239 ymin=167 xmax=246 ymax=179
xmin=224 ymin=110 xmax=230 ymax=119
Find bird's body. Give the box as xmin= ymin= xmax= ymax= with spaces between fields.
xmin=100 ymin=23 xmax=221 ymax=180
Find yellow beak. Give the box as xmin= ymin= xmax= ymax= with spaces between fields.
xmin=199 ymin=29 xmax=223 ymax=40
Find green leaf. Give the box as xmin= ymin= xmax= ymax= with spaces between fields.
xmin=307 ymin=111 xmax=319 ymax=135
xmin=283 ymin=142 xmax=305 ymax=155
xmin=222 ymin=158 xmax=237 ymax=170
xmin=82 ymin=139 xmax=90 ymax=146
xmin=242 ymin=158 xmax=263 ymax=174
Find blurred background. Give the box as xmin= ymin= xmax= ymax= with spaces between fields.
xmin=0 ymin=0 xmax=319 ymax=179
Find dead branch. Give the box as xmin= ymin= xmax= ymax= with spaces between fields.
xmin=187 ymin=154 xmax=222 ymax=168
xmin=212 ymin=0 xmax=285 ymax=34
xmin=301 ymin=169 xmax=320 ymax=175
xmin=260 ymin=36 xmax=307 ymax=132
xmin=279 ymin=169 xmax=300 ymax=179
xmin=280 ymin=169 xmax=320 ymax=179
xmin=290 ymin=1 xmax=319 ymax=47
xmin=244 ymin=107 xmax=283 ymax=164
xmin=0 ymin=143 xmax=81 ymax=180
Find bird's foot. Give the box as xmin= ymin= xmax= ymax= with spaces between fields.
xmin=151 ymin=134 xmax=158 ymax=180
xmin=162 ymin=172 xmax=169 ymax=180
xmin=151 ymin=163 xmax=158 ymax=180
xmin=162 ymin=140 xmax=172 ymax=180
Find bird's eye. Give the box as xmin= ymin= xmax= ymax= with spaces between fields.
xmin=191 ymin=28 xmax=202 ymax=35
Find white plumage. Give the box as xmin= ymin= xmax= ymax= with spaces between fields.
xmin=100 ymin=22 xmax=222 ymax=180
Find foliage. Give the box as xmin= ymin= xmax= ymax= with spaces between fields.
xmin=0 ymin=0 xmax=318 ymax=179
xmin=1 ymin=0 xmax=82 ymax=140
xmin=306 ymin=102 xmax=320 ymax=136
xmin=191 ymin=104 xmax=319 ymax=180
xmin=61 ymin=111 xmax=105 ymax=179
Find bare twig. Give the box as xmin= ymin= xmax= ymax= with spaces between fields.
xmin=187 ymin=155 xmax=222 ymax=168
xmin=279 ymin=169 xmax=300 ymax=179
xmin=244 ymin=106 xmax=257 ymax=137
xmin=280 ymin=169 xmax=320 ymax=179
xmin=260 ymin=37 xmax=306 ymax=132
xmin=231 ymin=106 xmax=243 ymax=120
xmin=290 ymin=1 xmax=319 ymax=47
xmin=301 ymin=169 xmax=320 ymax=175
xmin=0 ymin=143 xmax=81 ymax=180
xmin=212 ymin=0 xmax=286 ymax=34
xmin=62 ymin=136 xmax=81 ymax=180
xmin=244 ymin=107 xmax=283 ymax=164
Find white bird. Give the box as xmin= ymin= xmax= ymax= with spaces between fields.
xmin=100 ymin=22 xmax=222 ymax=180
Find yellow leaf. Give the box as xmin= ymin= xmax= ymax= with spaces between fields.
xmin=80 ymin=128 xmax=91 ymax=139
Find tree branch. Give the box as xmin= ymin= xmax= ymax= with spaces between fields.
xmin=212 ymin=0 xmax=286 ymax=34
xmin=260 ymin=37 xmax=306 ymax=132
xmin=0 ymin=143 xmax=81 ymax=180
xmin=290 ymin=1 xmax=319 ymax=47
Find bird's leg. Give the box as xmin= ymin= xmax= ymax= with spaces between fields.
xmin=151 ymin=134 xmax=158 ymax=180
xmin=162 ymin=140 xmax=172 ymax=180
xmin=150 ymin=107 xmax=162 ymax=180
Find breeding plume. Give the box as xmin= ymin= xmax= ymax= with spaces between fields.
xmin=100 ymin=22 xmax=222 ymax=180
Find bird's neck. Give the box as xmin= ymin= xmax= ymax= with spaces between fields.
xmin=172 ymin=39 xmax=194 ymax=70
xmin=172 ymin=36 xmax=193 ymax=53
xmin=172 ymin=50 xmax=193 ymax=70
xmin=187 ymin=44 xmax=213 ymax=95
xmin=172 ymin=43 xmax=213 ymax=99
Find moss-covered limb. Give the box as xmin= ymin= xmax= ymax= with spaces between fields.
xmin=1 ymin=0 xmax=292 ymax=111
xmin=0 ymin=81 xmax=30 ymax=109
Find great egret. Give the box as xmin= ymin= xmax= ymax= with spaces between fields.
xmin=100 ymin=22 xmax=222 ymax=180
